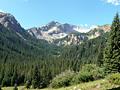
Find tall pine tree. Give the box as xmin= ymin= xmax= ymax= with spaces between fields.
xmin=32 ymin=66 xmax=41 ymax=89
xmin=104 ymin=13 xmax=120 ymax=73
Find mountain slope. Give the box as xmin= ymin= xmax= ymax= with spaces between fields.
xmin=0 ymin=23 xmax=50 ymax=61
xmin=0 ymin=12 xmax=59 ymax=63
xmin=27 ymin=21 xmax=97 ymax=42
xmin=28 ymin=21 xmax=110 ymax=45
xmin=53 ymin=25 xmax=110 ymax=45
xmin=0 ymin=12 xmax=111 ymax=88
xmin=0 ymin=12 xmax=27 ymax=39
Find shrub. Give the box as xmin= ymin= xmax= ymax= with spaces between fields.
xmin=80 ymin=64 xmax=105 ymax=80
xmin=50 ymin=70 xmax=75 ymax=88
xmin=71 ymin=64 xmax=105 ymax=85
xmin=50 ymin=64 xmax=105 ymax=88
xmin=71 ymin=71 xmax=94 ymax=84
xmin=107 ymin=73 xmax=120 ymax=85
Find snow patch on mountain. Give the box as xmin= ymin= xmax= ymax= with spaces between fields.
xmin=28 ymin=21 xmax=111 ymax=45
xmin=27 ymin=21 xmax=99 ymax=42
xmin=73 ymin=25 xmax=98 ymax=33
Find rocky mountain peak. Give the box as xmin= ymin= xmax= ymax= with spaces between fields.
xmin=27 ymin=21 xmax=111 ymax=45
xmin=98 ymin=24 xmax=111 ymax=32
xmin=0 ymin=12 xmax=23 ymax=33
xmin=47 ymin=21 xmax=60 ymax=26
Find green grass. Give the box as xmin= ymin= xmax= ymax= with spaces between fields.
xmin=2 ymin=79 xmax=120 ymax=90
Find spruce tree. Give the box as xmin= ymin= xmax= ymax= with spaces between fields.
xmin=11 ymin=70 xmax=18 ymax=86
xmin=104 ymin=13 xmax=120 ymax=73
xmin=32 ymin=66 xmax=40 ymax=89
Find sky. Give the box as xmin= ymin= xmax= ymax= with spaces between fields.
xmin=0 ymin=0 xmax=120 ymax=29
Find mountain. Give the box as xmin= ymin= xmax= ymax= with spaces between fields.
xmin=28 ymin=21 xmax=111 ymax=45
xmin=0 ymin=12 xmax=23 ymax=32
xmin=0 ymin=12 xmax=59 ymax=61
xmin=87 ymin=24 xmax=111 ymax=39
xmin=28 ymin=21 xmax=77 ymax=42
xmin=0 ymin=12 xmax=110 ymax=46
xmin=27 ymin=21 xmax=97 ymax=41
xmin=0 ymin=12 xmax=33 ymax=40
xmin=0 ymin=11 xmax=112 ymax=87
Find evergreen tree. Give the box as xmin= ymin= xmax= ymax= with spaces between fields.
xmin=32 ymin=66 xmax=40 ymax=89
xmin=97 ymin=44 xmax=104 ymax=66
xmin=104 ymin=13 xmax=120 ymax=73
xmin=11 ymin=70 xmax=18 ymax=86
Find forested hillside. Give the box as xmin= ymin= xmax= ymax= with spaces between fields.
xmin=0 ymin=12 xmax=120 ymax=90
xmin=0 ymin=23 xmax=60 ymax=87
xmin=0 ymin=21 xmax=108 ymax=88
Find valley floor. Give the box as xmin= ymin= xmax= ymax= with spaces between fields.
xmin=2 ymin=79 xmax=120 ymax=90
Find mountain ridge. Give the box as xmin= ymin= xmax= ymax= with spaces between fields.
xmin=28 ymin=21 xmax=111 ymax=45
xmin=0 ymin=12 xmax=111 ymax=46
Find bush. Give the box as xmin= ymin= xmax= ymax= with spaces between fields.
xmin=71 ymin=71 xmax=93 ymax=84
xmin=80 ymin=64 xmax=105 ymax=80
xmin=50 ymin=64 xmax=105 ymax=88
xmin=71 ymin=64 xmax=105 ymax=85
xmin=107 ymin=73 xmax=120 ymax=85
xmin=50 ymin=70 xmax=75 ymax=88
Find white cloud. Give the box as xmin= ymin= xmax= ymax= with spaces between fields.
xmin=104 ymin=0 xmax=120 ymax=5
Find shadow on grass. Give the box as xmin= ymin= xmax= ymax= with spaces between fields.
xmin=108 ymin=87 xmax=120 ymax=90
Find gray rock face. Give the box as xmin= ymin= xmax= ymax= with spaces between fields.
xmin=27 ymin=21 xmax=83 ymax=42
xmin=0 ymin=12 xmax=32 ymax=40
xmin=0 ymin=12 xmax=24 ymax=33
xmin=28 ymin=21 xmax=111 ymax=45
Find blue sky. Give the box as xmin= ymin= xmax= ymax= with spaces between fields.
xmin=0 ymin=0 xmax=120 ymax=29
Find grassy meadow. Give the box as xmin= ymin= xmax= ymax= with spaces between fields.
xmin=2 ymin=79 xmax=120 ymax=90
